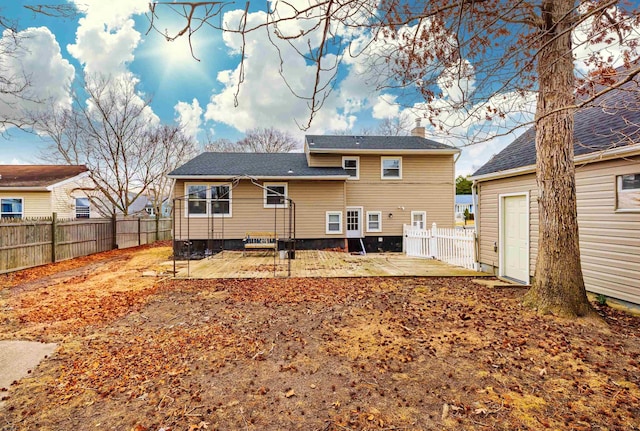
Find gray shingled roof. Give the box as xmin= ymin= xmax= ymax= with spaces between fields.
xmin=305 ymin=134 xmax=456 ymax=151
xmin=473 ymin=76 xmax=640 ymax=177
xmin=168 ymin=152 xmax=348 ymax=178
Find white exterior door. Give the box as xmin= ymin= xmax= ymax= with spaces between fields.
xmin=346 ymin=207 xmax=362 ymax=238
xmin=501 ymin=194 xmax=529 ymax=283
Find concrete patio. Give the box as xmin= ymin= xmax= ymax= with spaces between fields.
xmin=172 ymin=250 xmax=491 ymax=278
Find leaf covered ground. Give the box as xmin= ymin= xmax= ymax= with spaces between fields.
xmin=0 ymin=244 xmax=639 ymax=431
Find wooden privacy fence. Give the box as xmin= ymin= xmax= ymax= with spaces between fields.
xmin=0 ymin=214 xmax=172 ymax=274
xmin=403 ymin=222 xmax=477 ymax=271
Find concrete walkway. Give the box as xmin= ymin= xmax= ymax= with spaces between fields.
xmin=0 ymin=340 xmax=57 ymax=408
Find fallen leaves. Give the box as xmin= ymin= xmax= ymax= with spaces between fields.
xmin=0 ymin=245 xmax=639 ymax=430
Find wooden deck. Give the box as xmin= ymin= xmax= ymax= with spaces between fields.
xmin=173 ymin=250 xmax=489 ymax=278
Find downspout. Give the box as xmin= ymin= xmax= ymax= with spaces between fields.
xmin=472 ymin=180 xmax=480 ymax=271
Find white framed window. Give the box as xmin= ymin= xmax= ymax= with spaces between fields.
xmin=1 ymin=197 xmax=23 ymax=219
xmin=75 ymin=197 xmax=90 ymax=218
xmin=326 ymin=211 xmax=343 ymax=234
xmin=381 ymin=156 xmax=402 ymax=179
xmin=617 ymin=173 xmax=640 ymax=211
xmin=366 ymin=211 xmax=382 ymax=232
xmin=411 ymin=211 xmax=426 ymax=229
xmin=185 ymin=183 xmax=231 ymax=217
xmin=342 ymin=156 xmax=360 ymax=180
xmin=264 ymin=183 xmax=288 ymax=208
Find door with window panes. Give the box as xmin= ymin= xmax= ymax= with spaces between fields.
xmin=346 ymin=207 xmax=362 ymax=238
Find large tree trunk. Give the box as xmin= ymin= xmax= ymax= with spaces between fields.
xmin=523 ymin=0 xmax=595 ymax=317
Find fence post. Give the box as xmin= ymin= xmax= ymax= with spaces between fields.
xmin=430 ymin=222 xmax=438 ymax=258
xmin=51 ymin=212 xmax=57 ymax=263
xmin=138 ymin=217 xmax=142 ymax=246
xmin=112 ymin=213 xmax=118 ymax=249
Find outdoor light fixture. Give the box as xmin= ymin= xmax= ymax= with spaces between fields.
xmin=388 ymin=213 xmax=393 ymax=218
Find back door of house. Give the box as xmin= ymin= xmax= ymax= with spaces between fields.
xmin=346 ymin=207 xmax=362 ymax=238
xmin=501 ymin=194 xmax=529 ymax=283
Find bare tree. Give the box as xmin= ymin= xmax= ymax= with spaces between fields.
xmin=151 ymin=1 xmax=640 ymax=318
xmin=145 ymin=124 xmax=199 ymax=217
xmin=375 ymin=114 xmax=413 ymax=136
xmin=36 ymin=74 xmax=195 ymax=217
xmin=0 ymin=16 xmax=34 ymax=129
xmin=203 ymin=127 xmax=300 ymax=152
xmin=239 ymin=127 xmax=300 ymax=152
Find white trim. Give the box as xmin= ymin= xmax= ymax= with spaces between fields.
xmin=263 ymin=182 xmax=289 ymax=208
xmin=342 ymin=156 xmax=360 ymax=180
xmin=471 ymin=143 xmax=640 ymax=183
xmin=0 ymin=196 xmax=24 ymax=218
xmin=184 ymin=182 xmax=232 ymax=218
xmin=381 ymin=156 xmax=402 ymax=180
xmin=307 ymin=148 xmax=460 ymax=155
xmin=168 ymin=174 xmax=350 ymax=180
xmin=498 ymin=192 xmax=530 ymax=283
xmin=366 ymin=211 xmax=382 ymax=233
xmin=346 ymin=206 xmax=363 ymax=238
xmin=46 ymin=171 xmax=91 ymax=191
xmin=616 ymin=173 xmax=640 ymax=212
xmin=326 ymin=211 xmax=343 ymax=235
xmin=410 ymin=211 xmax=426 ymax=229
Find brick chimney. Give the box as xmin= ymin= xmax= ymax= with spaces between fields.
xmin=411 ymin=118 xmax=425 ymax=138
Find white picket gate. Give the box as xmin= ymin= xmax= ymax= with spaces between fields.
xmin=403 ymin=223 xmax=477 ymax=271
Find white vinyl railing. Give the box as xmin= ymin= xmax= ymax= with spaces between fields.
xmin=403 ymin=223 xmax=477 ymax=271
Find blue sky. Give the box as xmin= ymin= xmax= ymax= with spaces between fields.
xmin=0 ymin=1 xmax=638 ymax=176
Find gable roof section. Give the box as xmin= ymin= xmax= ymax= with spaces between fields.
xmin=305 ymin=134 xmax=459 ymax=153
xmin=168 ymin=152 xmax=348 ymax=179
xmin=473 ymin=75 xmax=640 ymax=178
xmin=0 ymin=165 xmax=89 ymax=189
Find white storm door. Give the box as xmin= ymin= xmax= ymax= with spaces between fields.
xmin=346 ymin=207 xmax=362 ymax=238
xmin=501 ymin=194 xmax=529 ymax=283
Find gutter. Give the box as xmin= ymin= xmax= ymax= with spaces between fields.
xmin=470 ymin=143 xmax=640 ymax=182
xmin=167 ymin=174 xmax=351 ymax=180
xmin=471 ymin=179 xmax=480 ymax=271
xmin=0 ymin=187 xmax=50 ymax=192
xmin=307 ymin=148 xmax=460 ymax=156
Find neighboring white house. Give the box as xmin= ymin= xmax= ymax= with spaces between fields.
xmin=455 ymin=194 xmax=474 ymax=220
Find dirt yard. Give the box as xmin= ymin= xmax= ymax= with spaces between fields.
xmin=0 ymin=243 xmax=639 ymax=431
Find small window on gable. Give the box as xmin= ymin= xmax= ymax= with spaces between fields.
xmin=342 ymin=156 xmax=359 ymax=180
xmin=366 ymin=211 xmax=382 ymax=232
xmin=1 ymin=198 xmax=23 ymax=219
xmin=326 ymin=211 xmax=343 ymax=234
xmin=381 ymin=156 xmax=402 ymax=179
xmin=617 ymin=173 xmax=640 ymax=211
xmin=264 ymin=183 xmax=288 ymax=208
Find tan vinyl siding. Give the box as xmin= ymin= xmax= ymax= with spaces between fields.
xmin=173 ymin=179 xmax=345 ymax=240
xmin=0 ymin=191 xmax=53 ymax=218
xmin=574 ymin=157 xmax=640 ymax=303
xmin=346 ymin=154 xmax=455 ymax=234
xmin=477 ymin=156 xmax=640 ymax=303
xmin=476 ymin=173 xmax=538 ymax=276
xmin=307 ymin=153 xmax=342 ymax=167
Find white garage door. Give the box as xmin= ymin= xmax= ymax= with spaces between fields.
xmin=501 ymin=194 xmax=529 ymax=283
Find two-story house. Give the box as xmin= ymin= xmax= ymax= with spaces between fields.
xmin=168 ymin=124 xmax=459 ymax=255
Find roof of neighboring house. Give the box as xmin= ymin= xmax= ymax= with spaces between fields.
xmin=168 ymin=153 xmax=348 ymax=178
xmin=473 ymin=74 xmax=640 ymax=178
xmin=455 ymin=194 xmax=474 ymax=205
xmin=0 ymin=165 xmax=89 ymax=188
xmin=305 ymin=135 xmax=458 ymax=152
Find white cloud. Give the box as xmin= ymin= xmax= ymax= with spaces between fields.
xmin=175 ymin=99 xmax=203 ymax=139
xmin=204 ymin=9 xmax=358 ymax=134
xmin=0 ymin=27 xmax=75 ymax=126
xmin=372 ymin=94 xmax=400 ymax=119
xmin=67 ymin=0 xmax=147 ymax=75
